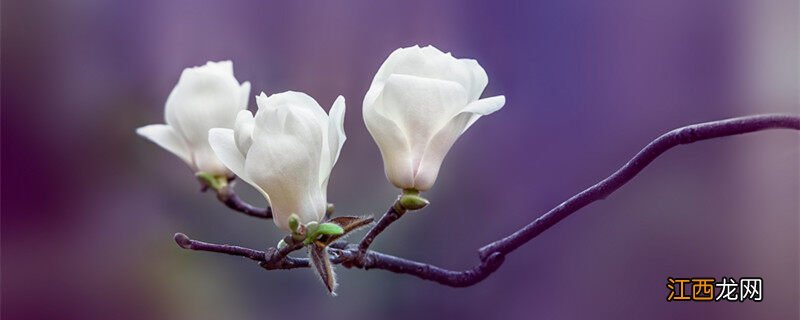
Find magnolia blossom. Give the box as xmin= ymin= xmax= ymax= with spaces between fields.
xmin=363 ymin=45 xmax=505 ymax=191
xmin=209 ymin=91 xmax=346 ymax=230
xmin=136 ymin=61 xmax=251 ymax=176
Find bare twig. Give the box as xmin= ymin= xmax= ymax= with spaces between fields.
xmin=176 ymin=114 xmax=800 ymax=288
xmin=215 ymin=181 xmax=273 ymax=219
xmin=477 ymin=113 xmax=800 ymax=259
xmin=357 ymin=203 xmax=405 ymax=254
xmin=336 ymin=248 xmax=506 ymax=287
xmin=174 ymin=233 xmax=264 ymax=261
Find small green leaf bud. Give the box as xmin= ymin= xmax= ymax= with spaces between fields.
xmin=288 ymin=214 xmax=301 ymax=233
xmin=316 ymin=223 xmax=344 ymax=236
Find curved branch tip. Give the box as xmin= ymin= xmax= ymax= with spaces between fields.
xmin=174 ymin=233 xmax=192 ymax=249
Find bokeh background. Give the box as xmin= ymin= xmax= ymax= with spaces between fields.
xmin=2 ymin=0 xmax=798 ymax=319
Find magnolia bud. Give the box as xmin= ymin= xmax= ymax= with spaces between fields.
xmin=363 ymin=45 xmax=505 ymax=191
xmin=137 ymin=61 xmax=250 ymax=176
xmin=209 ymin=91 xmax=346 ymax=231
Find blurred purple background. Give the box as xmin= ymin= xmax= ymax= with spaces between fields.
xmin=2 ymin=0 xmax=798 ymax=319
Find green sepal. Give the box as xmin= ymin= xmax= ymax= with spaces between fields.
xmin=287 ymin=214 xmax=301 ymax=233
xmin=303 ymin=222 xmax=345 ymax=245
xmin=317 ymin=216 xmax=374 ymax=245
xmin=398 ymin=190 xmax=429 ymax=211
xmin=303 ymin=222 xmax=320 ymax=245
xmin=196 ymin=172 xmax=228 ymax=191
xmin=316 ymin=223 xmax=344 ymax=236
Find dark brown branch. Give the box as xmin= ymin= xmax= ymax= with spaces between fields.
xmin=357 ymin=203 xmax=405 ymax=254
xmin=478 ymin=114 xmax=800 ymax=259
xmin=176 ymin=114 xmax=800 ymax=288
xmin=175 ymin=233 xmax=505 ymax=287
xmin=174 ymin=233 xmax=264 ymax=261
xmin=215 ymin=181 xmax=273 ymax=219
xmin=336 ymin=248 xmax=506 ymax=287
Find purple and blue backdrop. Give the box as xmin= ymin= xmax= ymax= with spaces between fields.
xmin=2 ymin=0 xmax=798 ymax=319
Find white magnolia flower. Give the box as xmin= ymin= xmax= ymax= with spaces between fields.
xmin=209 ymin=91 xmax=346 ymax=230
xmin=136 ymin=60 xmax=251 ymax=176
xmin=363 ymin=45 xmax=505 ymax=191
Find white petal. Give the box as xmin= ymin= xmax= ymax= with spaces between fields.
xmin=166 ymin=67 xmax=242 ymax=146
xmin=164 ymin=63 xmax=247 ymax=174
xmin=320 ymin=96 xmax=346 ymax=196
xmin=193 ymin=146 xmax=231 ymax=176
xmin=256 ymin=90 xmax=334 ymax=189
xmin=462 ymin=95 xmax=505 ymax=114
xmin=256 ymin=91 xmax=328 ymax=124
xmin=410 ymin=113 xmax=471 ymax=191
xmin=413 ymin=95 xmax=506 ymax=191
xmin=462 ymin=95 xmax=506 ymax=132
xmin=328 ymin=96 xmax=347 ymax=167
xmin=255 ymin=92 xmax=269 ymax=110
xmin=461 ymin=59 xmax=489 ymax=102
xmin=363 ymin=93 xmax=415 ymax=189
xmin=377 ymin=74 xmax=468 ymax=176
xmin=201 ymin=60 xmax=234 ymax=78
xmin=239 ymin=81 xmax=251 ymax=109
xmin=234 ymin=110 xmax=255 ymax=154
xmin=369 ymin=46 xmax=418 ymax=88
xmin=371 ymin=45 xmax=473 ymax=95
xmin=208 ymin=128 xmax=255 ymax=187
xmin=419 ymin=45 xmax=446 ymax=57
xmin=136 ymin=124 xmax=193 ymax=167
